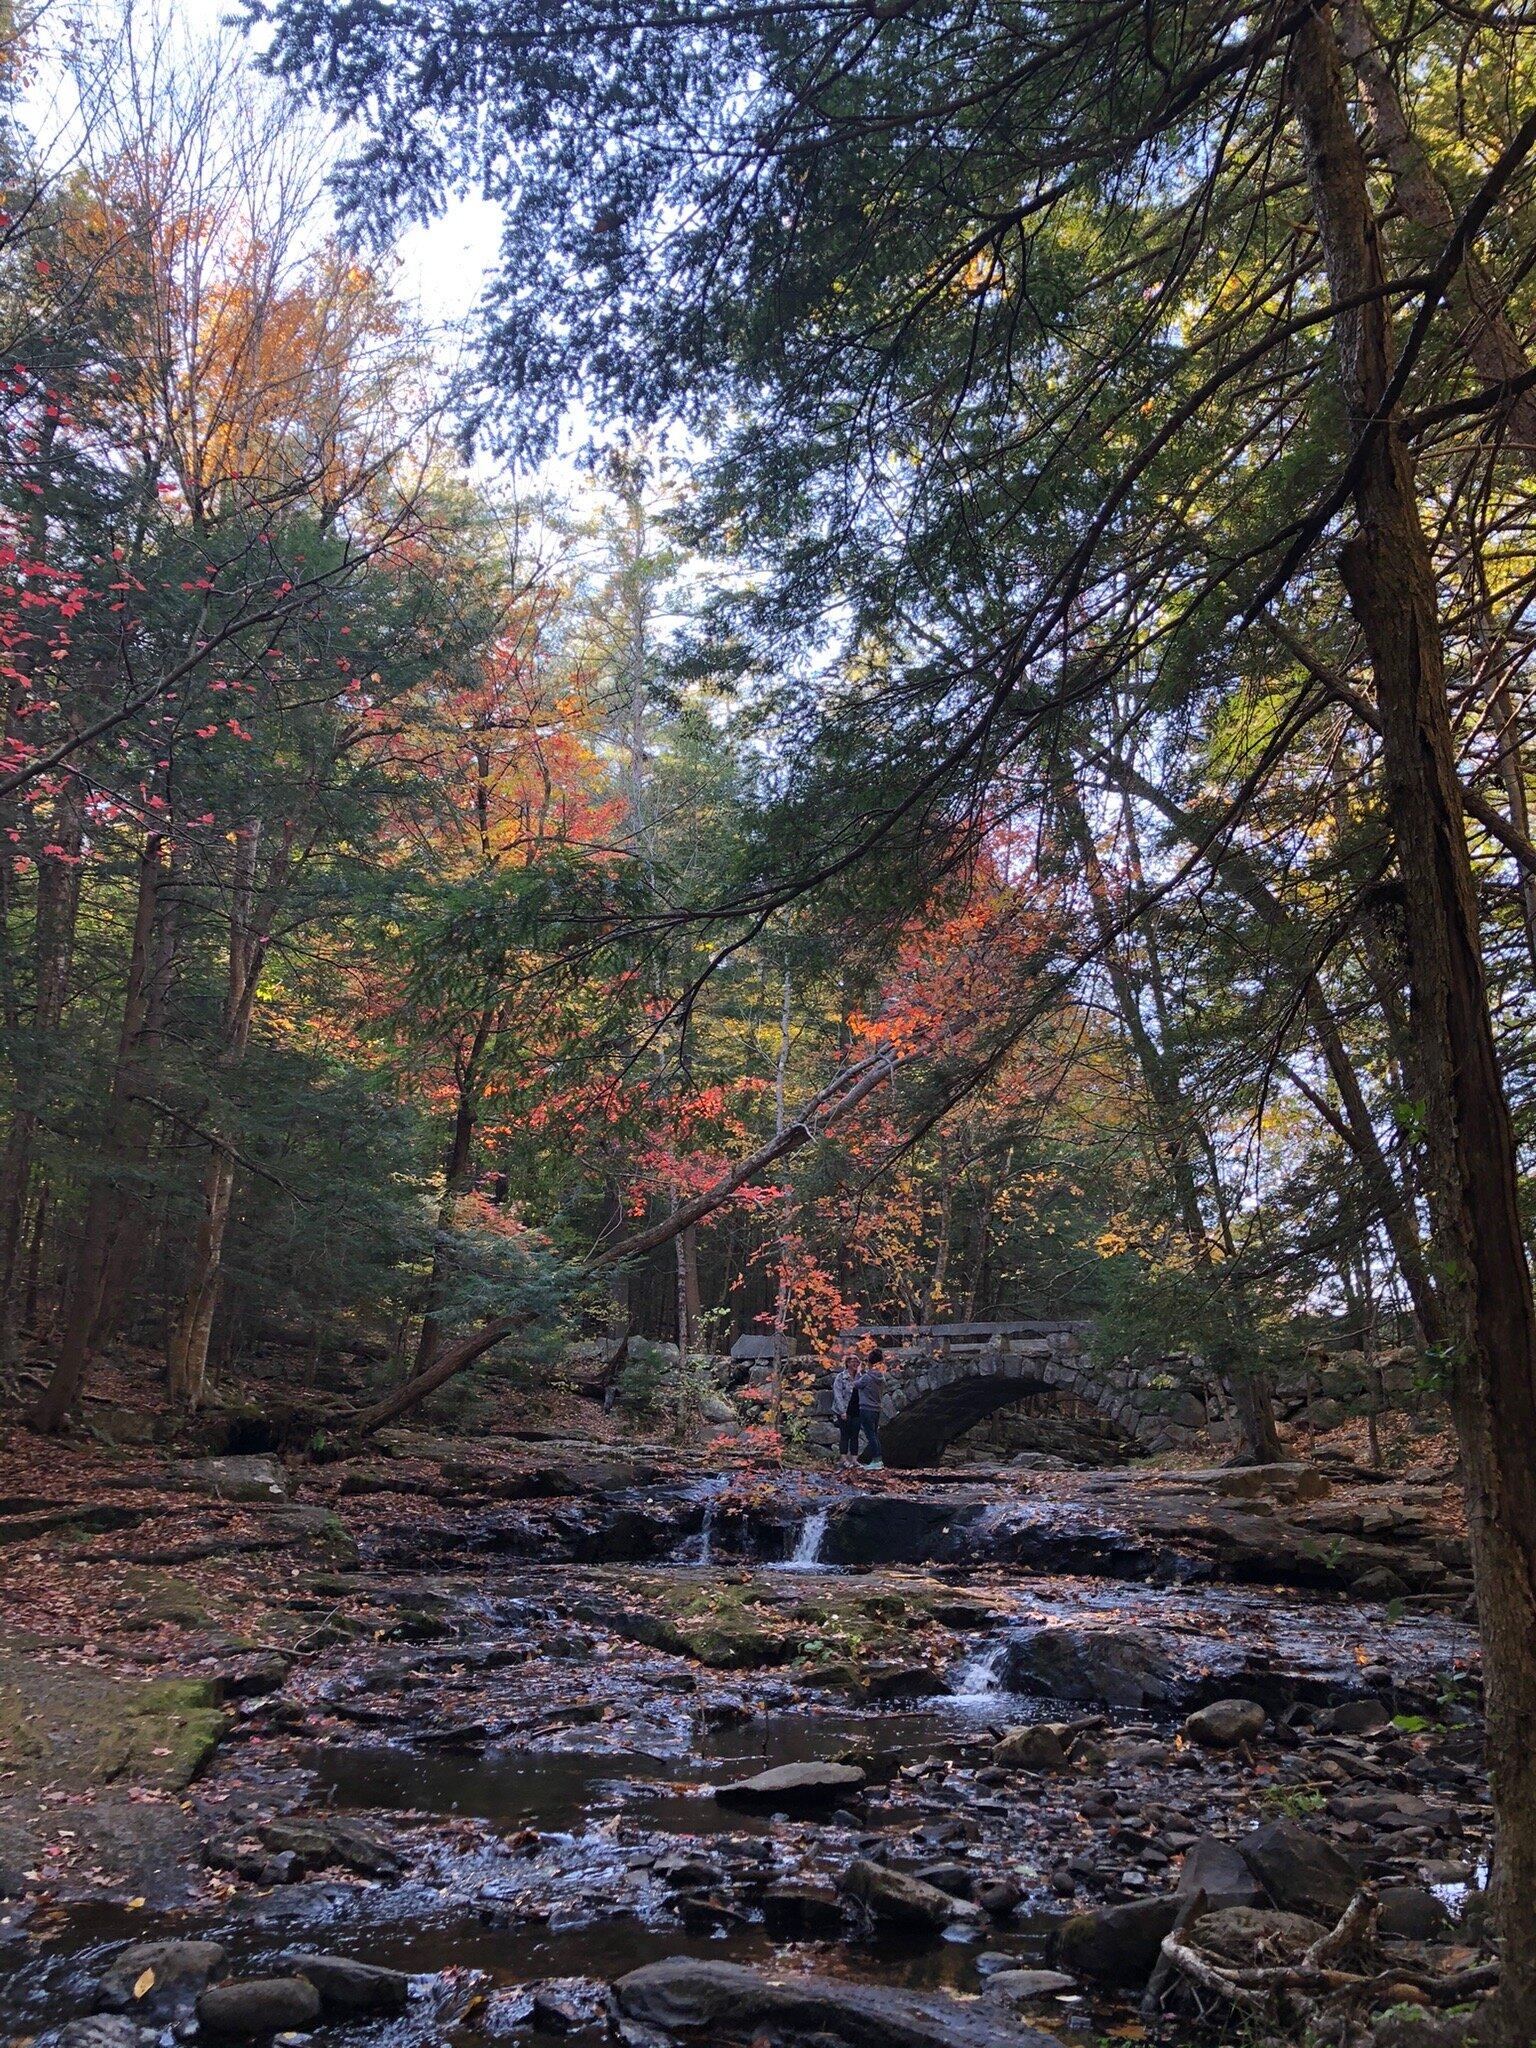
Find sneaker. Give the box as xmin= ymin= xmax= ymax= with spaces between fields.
xmin=866 ymin=1458 xmax=884 ymax=1469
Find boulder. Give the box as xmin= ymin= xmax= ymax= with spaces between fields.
xmin=1318 ymin=1697 xmax=1392 ymax=1737
xmin=1377 ymin=1886 xmax=1452 ymax=1940
xmin=1176 ymin=1835 xmax=1263 ymax=1907
xmin=278 ymin=1952 xmax=411 ymax=2016
xmin=97 ymin=1939 xmax=226 ymax=2019
xmin=1239 ymin=1820 xmax=1358 ymax=1921
xmin=173 ymin=1454 xmax=288 ymax=1502
xmin=993 ymin=1723 xmax=1069 ymax=1771
xmin=195 ymin=1978 xmax=322 ymax=2040
xmin=258 ymin=1816 xmax=401 ymax=1878
xmin=761 ymin=1880 xmax=846 ymax=1938
xmin=714 ymin=1761 xmax=866 ymax=1809
xmin=1195 ymin=1906 xmax=1329 ymax=1967
xmin=842 ymin=1856 xmax=981 ymax=1930
xmin=818 ymin=1496 xmax=983 ymax=1566
xmin=1352 ymin=1567 xmax=1410 ymax=1601
xmin=1058 ymin=1896 xmax=1181 ymax=1985
xmin=865 ymin=1663 xmax=947 ymax=1703
xmin=999 ymin=1625 xmax=1176 ymax=1710
xmin=1183 ymin=1699 xmax=1266 ymax=1749
xmin=613 ymin=1958 xmax=1059 ymax=2048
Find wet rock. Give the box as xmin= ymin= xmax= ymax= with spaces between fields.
xmin=915 ymin=1861 xmax=975 ymax=1897
xmin=654 ymin=1852 xmax=726 ymax=1888
xmin=528 ymin=1979 xmax=611 ymax=2033
xmin=195 ymin=1977 xmax=322 ymax=2039
xmin=842 ymin=1855 xmax=982 ymax=1930
xmin=984 ymin=1971 xmax=1077 ymax=2004
xmin=993 ymin=1723 xmax=1069 ymax=1771
xmin=1353 ymin=1567 xmax=1411 ymax=1601
xmin=50 ymin=2022 xmax=147 ymax=2048
xmin=974 ymin=1874 xmax=1023 ymax=1917
xmin=279 ymin=1952 xmax=411 ymax=2016
xmin=214 ymin=1651 xmax=293 ymax=1701
xmin=259 ymin=1816 xmax=401 ymax=1878
xmin=1058 ymin=1896 xmax=1180 ymax=1985
xmin=613 ymin=1958 xmax=1058 ymax=2047
xmin=1238 ymin=1819 xmax=1359 ymax=1921
xmin=1377 ymin=1886 xmax=1452 ymax=1939
xmin=714 ymin=1760 xmax=865 ymax=1809
xmin=865 ymin=1663 xmax=946 ymax=1702
xmin=1183 ymin=1699 xmax=1265 ymax=1748
xmin=98 ymin=1938 xmax=226 ymax=2018
xmin=1317 ymin=1697 xmax=1392 ymax=1736
xmin=1175 ymin=1835 xmax=1263 ymax=1906
xmin=816 ymin=1497 xmax=984 ymax=1567
xmin=999 ymin=1625 xmax=1176 ymax=1710
xmin=1195 ymin=1906 xmax=1329 ymax=1966
xmin=762 ymin=1880 xmax=846 ymax=1937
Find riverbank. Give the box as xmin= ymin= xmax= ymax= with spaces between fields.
xmin=0 ymin=1431 xmax=1491 ymax=2048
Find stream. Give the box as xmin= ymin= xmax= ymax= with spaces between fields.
xmin=0 ymin=1463 xmax=1488 ymax=2048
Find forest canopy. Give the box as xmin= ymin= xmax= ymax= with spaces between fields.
xmin=6 ymin=0 xmax=1536 ymax=2028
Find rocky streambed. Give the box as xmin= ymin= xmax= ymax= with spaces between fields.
xmin=0 ymin=1438 xmax=1493 ymax=2048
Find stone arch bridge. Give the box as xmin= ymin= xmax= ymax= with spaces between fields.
xmin=801 ymin=1322 xmax=1208 ymax=1467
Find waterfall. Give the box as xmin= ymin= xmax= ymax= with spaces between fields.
xmin=951 ymin=1638 xmax=1008 ymax=1698
xmin=774 ymin=1506 xmax=830 ymax=1570
xmin=678 ymin=1476 xmax=726 ymax=1565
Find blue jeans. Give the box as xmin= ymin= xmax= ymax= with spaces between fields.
xmin=858 ymin=1408 xmax=882 ymax=1461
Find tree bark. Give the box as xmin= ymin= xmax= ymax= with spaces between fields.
xmin=29 ymin=833 xmax=166 ymax=1430
xmin=1292 ymin=13 xmax=1536 ymax=2034
xmin=167 ymin=819 xmax=270 ymax=1408
xmin=0 ymin=774 xmax=86 ymax=1331
xmin=412 ymin=1008 xmax=495 ymax=1378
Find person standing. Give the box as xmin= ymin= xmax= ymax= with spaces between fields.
xmin=831 ymin=1359 xmax=859 ymax=1460
xmin=853 ymin=1348 xmax=885 ymax=1468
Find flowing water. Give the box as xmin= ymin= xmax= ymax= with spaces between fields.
xmin=0 ymin=1468 xmax=1483 ymax=2046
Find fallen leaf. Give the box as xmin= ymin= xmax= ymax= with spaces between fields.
xmin=133 ymin=1966 xmax=156 ymax=1999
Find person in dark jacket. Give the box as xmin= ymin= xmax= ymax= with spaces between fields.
xmin=831 ymin=1361 xmax=859 ymax=1460
xmin=852 ymin=1348 xmax=885 ymax=1467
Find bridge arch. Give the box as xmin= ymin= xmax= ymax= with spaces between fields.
xmin=843 ymin=1323 xmax=1206 ymax=1468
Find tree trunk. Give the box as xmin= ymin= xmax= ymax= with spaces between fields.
xmin=1065 ymin=779 xmax=1283 ymax=1463
xmin=28 ymin=833 xmax=165 ymax=1430
xmin=166 ymin=819 xmax=269 ymax=1409
xmin=1293 ymin=14 xmax=1536 ymax=2034
xmin=0 ymin=775 xmax=86 ymax=1330
xmin=412 ymin=1011 xmax=493 ymax=1379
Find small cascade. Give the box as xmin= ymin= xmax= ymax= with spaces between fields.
xmin=774 ymin=1506 xmax=830 ymax=1571
xmin=677 ymin=1476 xmax=727 ymax=1565
xmin=950 ymin=1638 xmax=1009 ymax=1700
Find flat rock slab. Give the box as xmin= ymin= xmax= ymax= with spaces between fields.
xmin=613 ymin=1958 xmax=1060 ymax=2046
xmin=171 ymin=1456 xmax=288 ymax=1503
xmin=714 ymin=1761 xmax=866 ymax=1808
